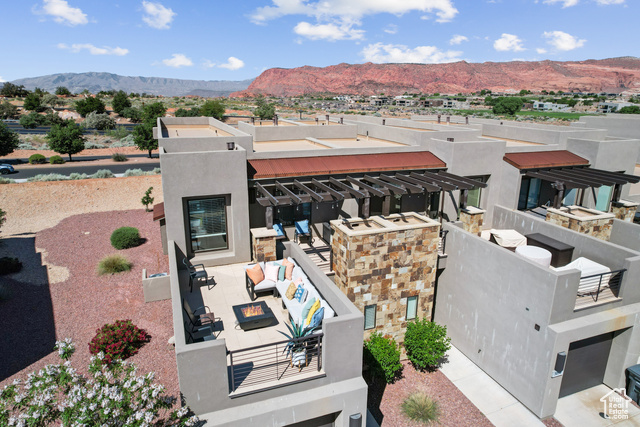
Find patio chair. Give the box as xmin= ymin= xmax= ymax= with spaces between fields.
xmin=184 ymin=323 xmax=215 ymax=344
xmin=294 ymin=219 xmax=314 ymax=244
xmin=183 ymin=258 xmax=213 ymax=292
xmin=183 ymin=298 xmax=216 ymax=330
xmin=273 ymin=223 xmax=287 ymax=240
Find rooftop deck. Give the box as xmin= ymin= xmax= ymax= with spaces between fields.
xmin=481 ymin=135 xmax=543 ymax=146
xmin=163 ymin=124 xmax=233 ymax=138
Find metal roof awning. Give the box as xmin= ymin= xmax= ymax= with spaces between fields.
xmin=504 ymin=150 xmax=589 ymax=170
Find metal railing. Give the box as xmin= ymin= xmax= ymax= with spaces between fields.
xmin=577 ymin=269 xmax=625 ymax=302
xmin=439 ymin=229 xmax=449 ymax=255
xmin=228 ymin=333 xmax=324 ymax=394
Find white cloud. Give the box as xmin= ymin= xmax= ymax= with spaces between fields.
xmin=384 ymin=24 xmax=398 ymax=34
xmin=39 ymin=0 xmax=88 ymax=26
xmin=202 ymin=60 xmax=216 ymax=68
xmin=595 ymin=0 xmax=624 ymax=4
xmin=251 ymin=0 xmax=459 ymax=24
xmin=543 ymin=30 xmax=586 ymax=51
xmin=450 ymin=34 xmax=468 ymax=45
xmin=142 ymin=1 xmax=175 ymax=29
xmin=57 ymin=43 xmax=129 ymax=56
xmin=536 ymin=47 xmax=547 ymax=54
xmin=294 ymin=21 xmax=365 ymax=41
xmin=542 ymin=0 xmax=579 ymax=7
xmin=0 ymin=76 xmax=5 ymax=83
xmin=493 ymin=33 xmax=525 ymax=52
xmin=161 ymin=53 xmax=193 ymax=68
xmin=361 ymin=42 xmax=462 ymax=64
xmin=219 ymin=57 xmax=245 ymax=70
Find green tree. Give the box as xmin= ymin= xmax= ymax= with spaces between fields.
xmin=492 ymin=97 xmax=523 ymax=115
xmin=41 ymin=93 xmax=66 ymax=109
xmin=55 ymin=86 xmax=72 ymax=96
xmin=111 ymin=90 xmax=131 ymax=115
xmin=618 ymin=105 xmax=640 ymax=114
xmin=0 ymin=101 xmax=19 ymax=119
xmin=200 ymin=99 xmax=225 ymax=120
xmin=133 ymin=121 xmax=157 ymax=158
xmin=43 ymin=111 xmax=65 ymax=126
xmin=121 ymin=107 xmax=143 ymax=123
xmin=75 ymin=97 xmax=106 ymax=117
xmin=174 ymin=108 xmax=200 ymax=117
xmin=46 ymin=120 xmax=85 ymax=161
xmin=141 ymin=187 xmax=154 ymax=211
xmin=142 ymin=102 xmax=166 ymax=123
xmin=404 ymin=318 xmax=451 ymax=371
xmin=83 ymin=112 xmax=116 ymax=130
xmin=0 ymin=122 xmax=19 ymax=156
xmin=0 ymin=82 xmax=28 ymax=97
xmin=253 ymin=96 xmax=276 ymax=120
xmin=23 ymin=92 xmax=44 ymax=112
xmin=19 ymin=112 xmax=46 ymax=129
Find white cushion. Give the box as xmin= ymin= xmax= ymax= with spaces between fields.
xmin=255 ymin=279 xmax=276 ymax=291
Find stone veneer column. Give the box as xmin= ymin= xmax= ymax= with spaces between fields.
xmin=459 ymin=206 xmax=485 ymax=236
xmin=331 ymin=213 xmax=440 ymax=348
xmin=610 ymin=200 xmax=639 ymax=222
xmin=545 ymin=206 xmax=614 ymax=241
xmin=250 ymin=228 xmax=278 ymax=263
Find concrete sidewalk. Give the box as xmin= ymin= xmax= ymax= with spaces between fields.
xmin=439 ymin=346 xmax=544 ymax=427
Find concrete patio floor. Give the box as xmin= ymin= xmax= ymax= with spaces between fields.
xmin=439 ymin=346 xmax=544 ymax=427
xmin=555 ymin=384 xmax=640 ymax=427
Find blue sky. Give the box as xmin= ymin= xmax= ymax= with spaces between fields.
xmin=0 ymin=0 xmax=636 ymax=82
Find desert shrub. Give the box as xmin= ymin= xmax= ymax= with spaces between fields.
xmin=123 ymin=168 xmax=145 ymax=177
xmin=69 ymin=172 xmax=88 ymax=180
xmin=84 ymin=141 xmax=107 ymax=149
xmin=28 ymin=153 xmax=46 ymax=164
xmin=90 ymin=169 xmax=114 ymax=179
xmin=49 ymin=155 xmax=65 ymax=164
xmin=89 ymin=320 xmax=148 ymax=364
xmin=83 ymin=111 xmax=116 ymax=130
xmin=404 ymin=318 xmax=451 ymax=371
xmin=104 ymin=126 xmax=130 ymax=139
xmin=17 ymin=142 xmax=36 ymax=150
xmin=0 ymin=256 xmax=22 ymax=274
xmin=363 ymin=332 xmax=402 ymax=384
xmin=111 ymin=134 xmax=136 ymax=147
xmin=112 ymin=152 xmax=128 ymax=162
xmin=0 ymin=177 xmax=15 ymax=184
xmin=402 ymin=392 xmax=440 ymax=424
xmin=150 ymin=167 xmax=161 ymax=175
xmin=27 ymin=173 xmax=69 ymax=182
xmin=97 ymin=254 xmax=132 ymax=275
xmin=110 ymin=227 xmax=141 ymax=249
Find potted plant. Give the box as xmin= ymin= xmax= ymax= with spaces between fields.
xmin=279 ymin=321 xmax=315 ymax=371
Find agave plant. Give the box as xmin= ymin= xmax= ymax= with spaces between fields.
xmin=279 ymin=321 xmax=315 ymax=359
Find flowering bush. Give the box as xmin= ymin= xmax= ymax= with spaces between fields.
xmin=89 ymin=320 xmax=149 ymax=365
xmin=0 ymin=339 xmax=200 ymax=426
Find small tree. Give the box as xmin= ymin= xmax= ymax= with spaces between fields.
xmin=142 ymin=187 xmax=154 ymax=211
xmin=0 ymin=82 xmax=28 ymax=97
xmin=112 ymin=90 xmax=131 ymax=115
xmin=83 ymin=111 xmax=116 ymax=130
xmin=121 ymin=106 xmax=143 ymax=123
xmin=253 ymin=96 xmax=276 ymax=120
xmin=143 ymin=102 xmax=167 ymax=123
xmin=133 ymin=121 xmax=157 ymax=158
xmin=200 ymin=99 xmax=225 ymax=120
xmin=0 ymin=101 xmax=19 ymax=119
xmin=0 ymin=122 xmax=19 ymax=157
xmin=618 ymin=105 xmax=640 ymax=114
xmin=175 ymin=108 xmax=200 ymax=117
xmin=41 ymin=93 xmax=66 ymax=109
xmin=55 ymin=86 xmax=72 ymax=96
xmin=23 ymin=92 xmax=44 ymax=112
xmin=46 ymin=120 xmax=85 ymax=161
xmin=404 ymin=318 xmax=451 ymax=371
xmin=363 ymin=332 xmax=402 ymax=384
xmin=0 ymin=208 xmax=6 ymax=234
xmin=75 ymin=97 xmax=106 ymax=117
xmin=492 ymin=97 xmax=523 ymax=115
xmin=19 ymin=112 xmax=45 ymax=129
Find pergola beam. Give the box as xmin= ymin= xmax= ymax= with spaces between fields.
xmin=275 ymin=181 xmax=303 ymax=204
xmin=294 ymin=180 xmax=326 ymax=202
xmin=378 ymin=174 xmax=422 ymax=193
xmin=255 ymin=182 xmax=281 ymax=206
xmin=395 ymin=174 xmax=441 ymax=193
xmin=346 ymin=176 xmax=387 ymax=197
xmin=364 ymin=175 xmax=406 ymax=194
xmin=327 ymin=177 xmax=365 ymax=198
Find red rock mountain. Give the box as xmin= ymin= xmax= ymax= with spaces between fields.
xmin=234 ymin=57 xmax=640 ymax=97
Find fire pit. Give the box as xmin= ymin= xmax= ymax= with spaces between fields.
xmin=232 ymin=301 xmax=276 ymax=331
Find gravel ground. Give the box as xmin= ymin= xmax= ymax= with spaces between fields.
xmin=368 ymin=361 xmax=493 ymax=426
xmin=0 ymin=175 xmax=163 ymax=237
xmin=0 ymin=209 xmax=177 ymax=401
xmin=2 ymin=147 xmax=158 ymax=160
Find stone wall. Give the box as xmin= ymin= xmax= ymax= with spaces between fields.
xmin=459 ymin=207 xmax=485 ymax=236
xmin=250 ymin=228 xmax=277 ymax=263
xmin=331 ymin=214 xmax=440 ymax=346
xmin=611 ymin=201 xmax=638 ymax=223
xmin=546 ymin=208 xmax=614 ymax=241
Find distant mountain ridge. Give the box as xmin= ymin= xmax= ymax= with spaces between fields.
xmin=233 ymin=57 xmax=640 ymax=97
xmin=10 ymin=72 xmax=254 ymax=97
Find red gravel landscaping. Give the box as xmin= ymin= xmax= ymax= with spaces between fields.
xmin=367 ymin=361 xmax=493 ymax=426
xmin=0 ymin=209 xmax=177 ymax=400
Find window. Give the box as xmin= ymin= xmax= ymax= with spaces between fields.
xmin=595 ymin=185 xmax=613 ymax=212
xmin=187 ymin=197 xmax=227 ymax=253
xmin=364 ymin=305 xmax=377 ymax=330
xmin=465 ymin=176 xmax=488 ymax=208
xmin=518 ymin=177 xmax=542 ymax=210
xmin=275 ymin=202 xmax=311 ymax=226
xmin=406 ymin=296 xmax=418 ymax=321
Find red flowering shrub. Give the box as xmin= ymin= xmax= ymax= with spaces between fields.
xmin=88 ymin=320 xmax=149 ymax=364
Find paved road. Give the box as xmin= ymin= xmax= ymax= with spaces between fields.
xmin=2 ymin=120 xmax=139 ymax=135
xmin=2 ymin=153 xmax=154 ymax=165
xmin=5 ymin=161 xmax=160 ymax=179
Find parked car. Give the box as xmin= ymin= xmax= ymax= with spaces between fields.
xmin=0 ymin=164 xmax=15 ymax=175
